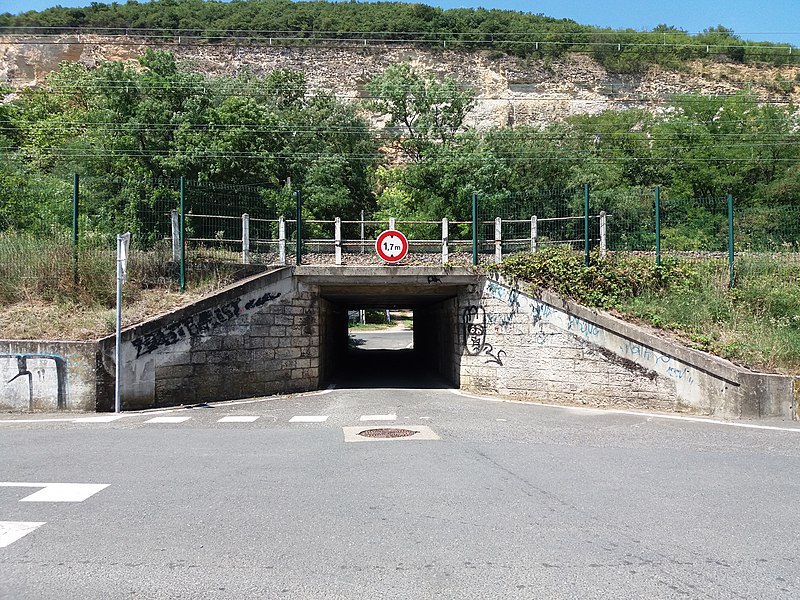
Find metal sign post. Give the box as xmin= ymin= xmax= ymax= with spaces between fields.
xmin=115 ymin=232 xmax=131 ymax=414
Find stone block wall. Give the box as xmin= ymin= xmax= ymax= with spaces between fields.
xmin=98 ymin=267 xmax=320 ymax=410
xmin=459 ymin=275 xmax=797 ymax=419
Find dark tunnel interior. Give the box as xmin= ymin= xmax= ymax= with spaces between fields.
xmin=317 ymin=285 xmax=463 ymax=390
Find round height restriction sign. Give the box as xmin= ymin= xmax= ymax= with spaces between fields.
xmin=375 ymin=229 xmax=409 ymax=263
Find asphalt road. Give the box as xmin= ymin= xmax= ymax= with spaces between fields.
xmin=349 ymin=327 xmax=414 ymax=350
xmin=2 ymin=381 xmax=800 ymax=599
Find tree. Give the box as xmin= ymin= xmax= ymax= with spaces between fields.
xmin=365 ymin=63 xmax=474 ymax=160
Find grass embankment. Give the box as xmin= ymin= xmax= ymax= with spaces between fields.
xmin=0 ymin=237 xmax=237 ymax=340
xmin=492 ymin=247 xmax=800 ymax=375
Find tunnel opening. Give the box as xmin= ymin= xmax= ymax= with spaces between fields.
xmin=311 ymin=274 xmax=469 ymax=391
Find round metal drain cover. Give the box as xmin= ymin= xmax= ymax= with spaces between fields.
xmin=358 ymin=428 xmax=418 ymax=439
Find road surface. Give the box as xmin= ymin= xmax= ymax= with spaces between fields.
xmin=2 ymin=382 xmax=799 ymax=598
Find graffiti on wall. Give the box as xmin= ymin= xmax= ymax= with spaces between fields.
xmin=463 ymin=305 xmax=506 ymax=365
xmin=1 ymin=353 xmax=68 ymax=410
xmin=485 ymin=278 xmax=696 ymax=386
xmin=132 ymin=291 xmax=281 ymax=359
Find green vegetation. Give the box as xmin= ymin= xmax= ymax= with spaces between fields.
xmin=493 ymin=248 xmax=800 ymax=374
xmin=2 ymin=1 xmax=797 ymax=71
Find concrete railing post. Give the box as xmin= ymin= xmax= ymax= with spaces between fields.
xmin=530 ymin=215 xmax=538 ymax=253
xmin=442 ymin=217 xmax=449 ymax=264
xmin=495 ymin=217 xmax=502 ymax=264
xmin=600 ymin=211 xmax=607 ymax=258
xmin=278 ymin=216 xmax=286 ymax=266
xmin=171 ymin=210 xmax=180 ymax=261
xmin=242 ymin=213 xmax=250 ymax=264
xmin=360 ymin=210 xmax=365 ymax=254
xmin=335 ymin=217 xmax=342 ymax=265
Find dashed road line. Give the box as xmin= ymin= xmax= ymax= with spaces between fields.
xmin=217 ymin=416 xmax=260 ymax=423
xmin=144 ymin=416 xmax=192 ymax=424
xmin=0 ymin=521 xmax=46 ymax=548
xmin=360 ymin=414 xmax=397 ymax=422
xmin=289 ymin=415 xmax=329 ymax=423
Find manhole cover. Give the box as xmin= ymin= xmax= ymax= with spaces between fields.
xmin=358 ymin=428 xmax=418 ymax=439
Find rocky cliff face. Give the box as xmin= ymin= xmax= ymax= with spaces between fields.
xmin=2 ymin=35 xmax=799 ymax=126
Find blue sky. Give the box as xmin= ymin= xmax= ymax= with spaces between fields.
xmin=2 ymin=0 xmax=798 ymax=46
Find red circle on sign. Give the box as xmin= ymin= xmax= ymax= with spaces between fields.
xmin=375 ymin=229 xmax=409 ymax=263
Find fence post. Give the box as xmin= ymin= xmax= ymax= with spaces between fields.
xmin=494 ymin=217 xmax=502 ymax=264
xmin=279 ymin=216 xmax=286 ymax=266
xmin=171 ymin=210 xmax=180 ymax=261
xmin=472 ymin=192 xmax=478 ymax=266
xmin=72 ymin=174 xmax=79 ymax=286
xmin=599 ymin=211 xmax=607 ymax=258
xmin=389 ymin=217 xmax=396 ymax=230
xmin=441 ymin=217 xmax=449 ymax=264
xmin=583 ymin=183 xmax=590 ymax=266
xmin=360 ymin=209 xmax=365 ymax=254
xmin=241 ymin=213 xmax=250 ymax=265
xmin=655 ymin=186 xmax=661 ymax=266
xmin=728 ymin=193 xmax=735 ymax=288
xmin=179 ymin=176 xmax=186 ymax=292
xmin=295 ymin=190 xmax=302 ymax=266
xmin=335 ymin=217 xmax=342 ymax=265
xmin=530 ymin=215 xmax=537 ymax=253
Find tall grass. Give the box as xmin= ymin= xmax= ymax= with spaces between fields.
xmin=0 ymin=234 xmax=237 ymax=308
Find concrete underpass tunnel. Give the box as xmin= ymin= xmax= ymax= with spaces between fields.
xmin=316 ymin=280 xmax=465 ymax=390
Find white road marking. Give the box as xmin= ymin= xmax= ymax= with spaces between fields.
xmin=0 ymin=482 xmax=109 ymax=502
xmin=217 ymin=416 xmax=259 ymax=423
xmin=144 ymin=416 xmax=191 ymax=424
xmin=496 ymin=418 xmax=508 ymax=422
xmin=0 ymin=419 xmax=75 ymax=424
xmin=73 ymin=415 xmax=125 ymax=423
xmin=450 ymin=389 xmax=800 ymax=433
xmin=360 ymin=414 xmax=397 ymax=422
xmin=289 ymin=415 xmax=329 ymax=423
xmin=0 ymin=522 xmax=46 ymax=548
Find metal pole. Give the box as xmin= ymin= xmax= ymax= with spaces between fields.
xmin=655 ymin=186 xmax=661 ymax=266
xmin=530 ymin=216 xmax=537 ymax=253
xmin=728 ymin=194 xmax=735 ymax=288
xmin=472 ymin=192 xmax=478 ymax=266
xmin=583 ymin=183 xmax=590 ymax=266
xmin=72 ymin=174 xmax=79 ymax=286
xmin=179 ymin=176 xmax=186 ymax=291
xmin=295 ymin=190 xmax=302 ymax=266
xmin=114 ymin=234 xmax=123 ymax=414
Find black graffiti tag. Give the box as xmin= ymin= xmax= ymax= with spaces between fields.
xmin=462 ymin=305 xmax=506 ymax=365
xmin=132 ymin=297 xmax=246 ymax=359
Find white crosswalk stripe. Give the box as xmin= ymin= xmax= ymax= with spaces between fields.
xmin=289 ymin=415 xmax=329 ymax=423
xmin=144 ymin=416 xmax=192 ymax=424
xmin=217 ymin=416 xmax=260 ymax=423
xmin=360 ymin=414 xmax=397 ymax=421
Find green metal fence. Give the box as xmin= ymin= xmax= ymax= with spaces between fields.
xmin=1 ymin=176 xmax=798 ymax=300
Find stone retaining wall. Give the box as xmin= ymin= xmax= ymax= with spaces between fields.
xmin=459 ymin=275 xmax=797 ymax=419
